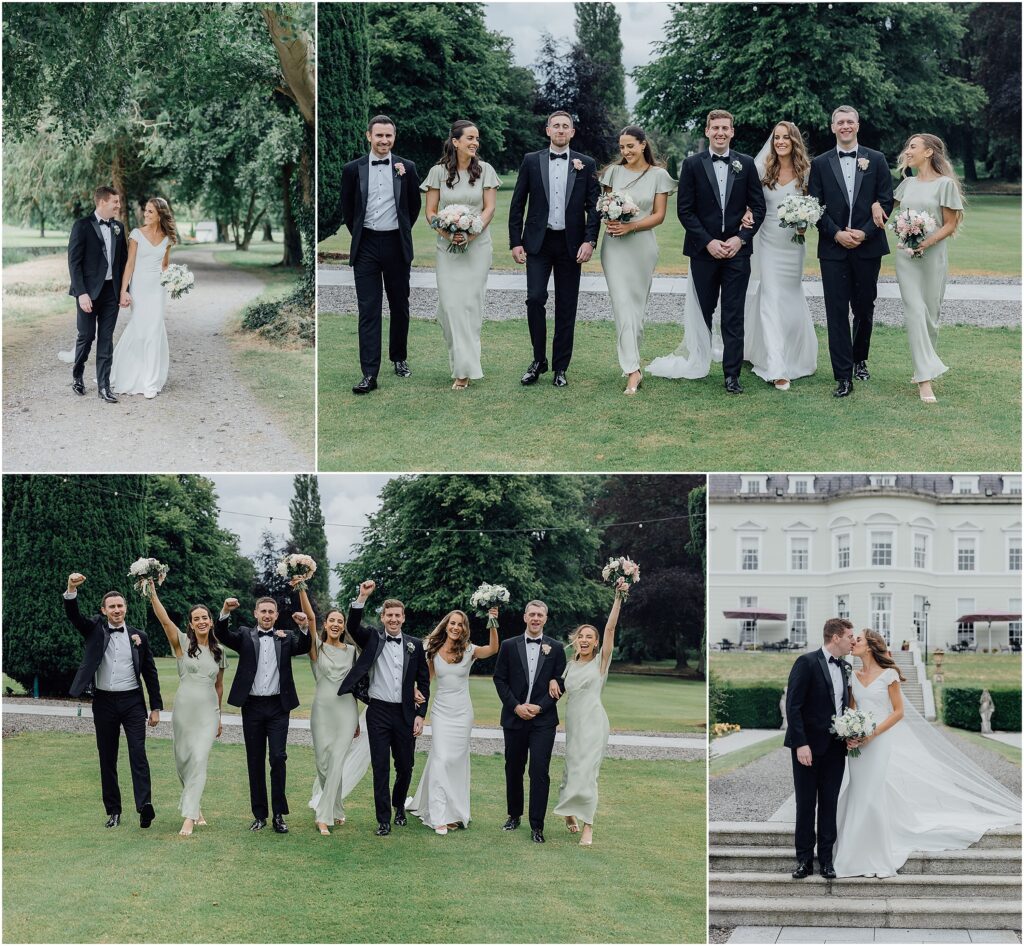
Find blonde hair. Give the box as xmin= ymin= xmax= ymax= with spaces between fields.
xmin=896 ymin=133 xmax=965 ymax=233
xmin=569 ymin=623 xmax=600 ymax=660
xmin=706 ymin=109 xmax=733 ymax=128
xmin=762 ymin=121 xmax=811 ymax=194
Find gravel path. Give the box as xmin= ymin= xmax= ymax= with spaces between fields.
xmin=3 ymin=247 xmax=313 ymax=471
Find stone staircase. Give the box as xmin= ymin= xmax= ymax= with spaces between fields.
xmin=851 ymin=650 xmax=927 ymax=715
xmin=708 ymin=821 xmax=1023 ymax=930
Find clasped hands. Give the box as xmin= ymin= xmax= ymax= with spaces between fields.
xmin=514 ymin=678 xmax=563 ymax=719
xmin=706 ymin=236 xmax=743 ymax=260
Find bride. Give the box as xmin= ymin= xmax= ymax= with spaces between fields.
xmin=833 ymin=629 xmax=1021 ymax=878
xmin=109 ymin=197 xmax=176 ymax=398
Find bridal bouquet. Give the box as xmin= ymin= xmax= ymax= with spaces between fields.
xmin=470 ymin=582 xmax=510 ymax=627
xmin=889 ymin=208 xmax=938 ymax=258
xmin=776 ymin=194 xmax=824 ymax=244
xmin=160 ymin=264 xmax=195 ymax=299
xmin=276 ymin=553 xmax=317 ymax=591
xmin=129 ymin=557 xmax=169 ymax=597
xmin=596 ymin=191 xmax=640 ymax=224
xmin=601 ymin=556 xmax=640 ymax=598
xmin=430 ymin=204 xmax=484 ymax=254
xmin=830 ymin=707 xmax=876 ymax=758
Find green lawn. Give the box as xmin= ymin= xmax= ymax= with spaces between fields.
xmin=146 ymin=656 xmax=704 ymax=731
xmin=2 ymin=732 xmax=705 ymax=943
xmin=940 ymin=725 xmax=1022 ymax=766
xmin=318 ymin=315 xmax=1021 ymax=471
xmin=318 ymin=185 xmax=1021 ymax=278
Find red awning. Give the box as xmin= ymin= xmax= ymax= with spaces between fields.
xmin=723 ymin=609 xmax=787 ymax=620
xmin=957 ymin=612 xmax=1022 ymax=623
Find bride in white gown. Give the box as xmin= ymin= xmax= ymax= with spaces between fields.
xmin=833 ymin=629 xmax=1021 ymax=878
xmin=109 ymin=197 xmax=175 ymax=398
xmin=407 ymin=607 xmax=499 ymax=834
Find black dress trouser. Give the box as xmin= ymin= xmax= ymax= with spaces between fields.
xmin=73 ymin=280 xmax=119 ymax=389
xmin=241 ymin=695 xmax=290 ymax=819
xmin=92 ymin=687 xmax=151 ymax=815
xmin=792 ymin=740 xmax=847 ymax=865
xmin=503 ymin=721 xmax=557 ymax=830
xmin=820 ymin=255 xmax=882 ymax=381
xmin=366 ymin=699 xmax=416 ymax=825
xmin=525 ymin=229 xmax=582 ymax=372
xmin=689 ymin=255 xmax=751 ymax=380
xmin=353 ymin=229 xmax=411 ymax=378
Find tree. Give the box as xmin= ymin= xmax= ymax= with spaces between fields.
xmin=489 ymin=65 xmax=544 ymax=174
xmin=288 ymin=474 xmax=329 ymax=609
xmin=2 ymin=475 xmax=147 ymax=696
xmin=575 ymin=3 xmax=626 ymax=121
xmin=687 ymin=484 xmax=707 ymax=678
xmin=251 ymin=529 xmax=297 ymax=625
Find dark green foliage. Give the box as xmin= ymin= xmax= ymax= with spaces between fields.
xmin=687 ymin=484 xmax=707 ymax=674
xmin=943 ymin=687 xmax=1022 ymax=732
xmin=575 ymin=2 xmax=626 ymax=115
xmin=287 ymin=474 xmax=329 ymax=609
xmin=708 ymin=668 xmax=725 ymax=727
xmin=718 ymin=684 xmax=785 ymax=729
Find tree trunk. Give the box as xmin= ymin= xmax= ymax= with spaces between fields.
xmin=262 ymin=8 xmax=315 ymax=125
xmin=280 ymin=161 xmax=302 ymax=266
xmin=216 ymin=218 xmax=230 ymax=243
xmin=236 ymin=192 xmax=266 ymax=252
xmin=262 ymin=221 xmax=274 ymax=242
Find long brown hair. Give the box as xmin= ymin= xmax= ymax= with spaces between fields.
xmin=424 ymin=610 xmax=471 ymax=664
xmin=896 ymin=133 xmax=965 ymax=232
xmin=762 ymin=121 xmax=811 ymax=193
xmin=862 ymin=629 xmax=906 ymax=681
xmin=320 ymin=609 xmax=353 ymax=647
xmin=600 ymin=124 xmax=662 ymax=180
xmin=147 ymin=197 xmax=178 ymax=245
xmin=568 ymin=623 xmax=600 ymax=661
xmin=438 ymin=120 xmax=482 ymax=189
xmin=185 ymin=604 xmax=223 ymax=664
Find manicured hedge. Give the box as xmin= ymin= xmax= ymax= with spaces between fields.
xmin=719 ymin=684 xmax=785 ymax=729
xmin=943 ymin=687 xmax=1022 ymax=732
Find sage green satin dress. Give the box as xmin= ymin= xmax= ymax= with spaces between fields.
xmin=309 ymin=641 xmax=359 ymax=824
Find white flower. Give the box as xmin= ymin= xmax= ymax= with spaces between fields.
xmin=857 ymin=157 xmax=869 ymax=172
xmin=541 ymin=644 xmax=551 ymax=655
xmin=607 ymin=205 xmax=621 ymax=219
xmin=406 ymin=641 xmax=414 ymax=654
xmin=572 ymin=158 xmax=584 ymax=171
xmin=731 ymin=159 xmax=742 ymax=174
xmin=113 ymin=224 xmax=122 ymax=236
xmin=394 ymin=162 xmax=406 ymax=177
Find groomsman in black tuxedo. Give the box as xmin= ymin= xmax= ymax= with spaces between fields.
xmin=337 ymin=581 xmax=430 ymax=836
xmin=339 ymin=115 xmax=421 ymax=395
xmin=508 ymin=111 xmax=601 ymax=387
xmin=493 ymin=599 xmax=567 ymax=843
xmin=63 ymin=573 xmax=162 ymax=828
xmin=66 ymin=185 xmax=129 ymax=403
xmin=216 ymin=595 xmax=312 ymax=833
xmin=808 ymin=105 xmax=894 ymax=397
xmin=784 ymin=618 xmax=855 ymax=880
xmin=678 ymin=109 xmax=766 ymax=394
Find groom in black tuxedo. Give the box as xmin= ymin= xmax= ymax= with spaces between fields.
xmin=337 ymin=581 xmax=430 ymax=836
xmin=508 ymin=110 xmax=601 ymax=387
xmin=808 ymin=105 xmax=894 ymax=397
xmin=216 ymin=595 xmax=312 ymax=833
xmin=339 ymin=115 xmax=421 ymax=395
xmin=493 ymin=599 xmax=567 ymax=843
xmin=678 ymin=110 xmax=766 ymax=394
xmin=784 ymin=618 xmax=855 ymax=879
xmin=63 ymin=573 xmax=162 ymax=829
xmin=67 ymin=185 xmax=129 ymax=403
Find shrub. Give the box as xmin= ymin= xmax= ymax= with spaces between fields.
xmin=719 ymin=683 xmax=785 ymax=729
xmin=943 ymin=687 xmax=1022 ymax=732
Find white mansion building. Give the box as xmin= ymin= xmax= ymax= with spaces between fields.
xmin=709 ymin=474 xmax=1022 ymax=651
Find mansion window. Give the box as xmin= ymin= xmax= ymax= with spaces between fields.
xmin=870 ymin=531 xmax=893 ymax=567
xmin=1002 ymin=475 xmax=1022 ymax=495
xmin=835 ymin=533 xmax=851 ymax=569
xmin=952 ymin=475 xmax=979 ymax=495
xmin=740 ymin=475 xmax=768 ymax=495
xmin=1010 ymin=600 xmax=1022 ymax=649
xmin=790 ymin=537 xmax=809 ymax=571
xmin=740 ymin=537 xmax=759 ymax=571
xmin=835 ymin=594 xmax=850 ymax=621
xmin=788 ymin=476 xmax=815 ymax=495
xmin=1009 ymin=536 xmax=1022 ymax=573
xmin=790 ymin=597 xmax=808 ymax=647
xmin=739 ymin=596 xmax=757 ymax=644
xmin=913 ymin=533 xmax=929 ymax=570
xmin=870 ymin=594 xmax=892 ymax=644
xmin=869 ymin=475 xmax=896 ymax=488
xmin=957 ymin=537 xmax=977 ymax=572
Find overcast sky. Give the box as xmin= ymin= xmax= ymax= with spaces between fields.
xmin=483 ymin=1 xmax=672 ymax=109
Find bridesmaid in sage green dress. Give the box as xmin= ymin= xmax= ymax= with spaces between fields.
xmin=600 ymin=125 xmax=677 ymax=395
xmin=421 ymin=120 xmax=500 ymax=389
xmin=885 ymin=134 xmax=965 ymax=403
xmin=148 ymin=583 xmax=226 ymax=837
xmin=552 ymin=578 xmax=626 ymax=846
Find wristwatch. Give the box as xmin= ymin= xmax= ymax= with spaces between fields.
xmin=588 ymin=240 xmax=597 ymax=248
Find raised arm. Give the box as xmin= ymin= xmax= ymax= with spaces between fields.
xmin=63 ymin=573 xmax=94 ymax=636
xmin=473 ymin=607 xmax=501 ymax=661
xmin=345 ymin=580 xmax=376 ymax=648
xmin=147 ymin=581 xmax=183 ymax=658
xmin=216 ymin=597 xmax=243 ymax=651
xmin=599 ymin=580 xmax=626 ymax=676
xmin=293 ymin=583 xmax=319 ymax=661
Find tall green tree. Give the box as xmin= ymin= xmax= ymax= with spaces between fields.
xmin=2 ymin=475 xmax=147 ymax=695
xmin=575 ymin=3 xmax=626 ymax=121
xmin=288 ymin=474 xmax=329 ymax=608
xmin=687 ymin=484 xmax=707 ymax=677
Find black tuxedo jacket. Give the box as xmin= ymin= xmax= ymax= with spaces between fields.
xmin=678 ymin=150 xmax=765 ymax=260
xmin=215 ymin=615 xmax=312 ymax=712
xmin=337 ymin=606 xmax=430 ymax=727
xmin=339 ymin=154 xmax=421 ymax=266
xmin=784 ymin=650 xmax=851 ymax=756
xmin=64 ymin=595 xmax=163 ymax=709
xmin=808 ymin=146 xmax=894 ymax=260
xmin=508 ymin=149 xmax=601 ymax=256
xmin=67 ymin=214 xmax=128 ymax=301
xmin=493 ymin=634 xmax=567 ymax=730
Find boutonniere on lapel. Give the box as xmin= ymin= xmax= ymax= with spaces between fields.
xmin=394 ymin=162 xmax=406 ymax=177
xmin=572 ymin=158 xmax=584 ymax=172
xmin=840 ymin=659 xmax=852 ymax=676
xmin=857 ymin=158 xmax=869 ymax=172
xmin=406 ymin=641 xmax=415 ymax=654
xmin=541 ymin=643 xmax=552 ymax=655
xmin=131 ymin=634 xmax=141 ymax=647
xmin=112 ymin=223 xmax=122 ymax=237
xmin=730 ymin=159 xmax=742 ymax=175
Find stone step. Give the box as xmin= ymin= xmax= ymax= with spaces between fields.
xmin=709 ymin=845 xmax=1022 ymax=875
xmin=709 ymin=870 xmax=1022 ymax=900
xmin=709 ymin=822 xmax=1021 ymax=851
xmin=709 ymin=895 xmax=1023 ymax=930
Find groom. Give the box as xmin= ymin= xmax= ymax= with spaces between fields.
xmin=493 ymin=599 xmax=567 ymax=842
xmin=508 ymin=110 xmax=600 ymax=387
xmin=808 ymin=105 xmax=894 ymax=397
xmin=784 ymin=617 xmax=854 ymax=879
xmin=677 ymin=110 xmax=765 ymax=394
xmin=67 ymin=185 xmax=129 ymax=403
xmin=339 ymin=115 xmax=421 ymax=395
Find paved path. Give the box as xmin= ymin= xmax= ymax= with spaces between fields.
xmin=711 ymin=728 xmax=782 ymax=758
xmin=983 ymin=732 xmax=1023 ymax=749
xmin=727 ymin=927 xmax=1019 ymax=943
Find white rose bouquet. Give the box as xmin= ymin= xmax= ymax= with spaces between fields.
xmin=596 ymin=191 xmax=640 ymax=226
xmin=276 ymin=553 xmax=317 ymax=591
xmin=129 ymin=557 xmax=169 ymax=597
xmin=430 ymin=203 xmax=484 ymax=254
xmin=470 ymin=582 xmax=510 ymax=628
xmin=601 ymin=556 xmax=640 ymax=598
xmin=829 ymin=707 xmax=876 ymax=758
xmin=776 ymin=194 xmax=824 ymax=244
xmin=889 ymin=208 xmax=938 ymax=258
xmin=159 ymin=263 xmax=195 ymax=299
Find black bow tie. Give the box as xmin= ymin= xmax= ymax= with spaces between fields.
xmin=371 ymin=159 xmax=389 ymax=166
xmin=549 ymin=152 xmax=568 ymax=161
xmin=99 ymin=219 xmax=113 ymax=227
xmin=526 ymin=637 xmax=542 ymax=645
xmin=838 ymin=150 xmax=858 ymax=160
xmin=258 ymin=630 xmax=276 ymax=638
xmin=828 ymin=655 xmax=843 ymax=666
xmin=385 ymin=635 xmax=402 ymax=645
xmin=108 ymin=626 xmax=125 ymax=633
xmin=712 ymin=154 xmax=730 ymax=163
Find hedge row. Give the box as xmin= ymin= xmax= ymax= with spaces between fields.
xmin=943 ymin=687 xmax=1022 ymax=732
xmin=719 ymin=684 xmax=785 ymax=729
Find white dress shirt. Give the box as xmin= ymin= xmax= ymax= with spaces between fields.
xmin=370 ymin=631 xmax=405 ymax=703
xmin=710 ymin=149 xmax=730 ymax=229
xmin=250 ymin=631 xmax=281 ymax=696
xmin=365 ymin=152 xmax=399 ymax=232
xmin=64 ymin=591 xmax=136 ymax=691
xmin=95 ymin=211 xmax=114 ymax=280
xmin=820 ymin=646 xmax=844 ymax=715
xmin=524 ymin=632 xmax=544 ymax=702
xmin=836 ymin=144 xmax=857 ymax=226
xmin=546 ymin=148 xmax=570 ymax=230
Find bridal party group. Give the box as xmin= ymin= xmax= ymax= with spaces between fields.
xmin=61 ymin=568 xmax=629 ymax=847
xmin=340 ymin=105 xmax=964 ymax=403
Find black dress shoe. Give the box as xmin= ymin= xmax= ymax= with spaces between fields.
xmin=853 ymin=361 xmax=870 ymax=381
xmin=72 ymin=377 xmax=85 ymax=396
xmin=352 ymin=375 xmax=377 ymax=395
xmin=820 ymin=863 xmax=837 ymax=880
xmin=833 ymin=380 xmax=853 ymax=398
xmin=272 ymin=814 xmax=288 ymax=834
xmin=791 ymin=860 xmax=814 ymax=879
xmin=520 ymin=360 xmax=548 ymax=385
xmin=375 ymin=822 xmax=391 ymax=836
xmin=98 ymin=388 xmax=119 ymax=404
xmin=724 ymin=376 xmax=744 ymax=394
xmin=105 ymin=813 xmax=121 ymax=828
xmin=502 ymin=816 xmax=521 ymax=831
xmin=394 ymin=809 xmax=407 ymax=827
xmin=139 ymin=803 xmax=155 ymax=828
xmin=250 ymin=817 xmax=267 ymax=831
xmin=531 ymin=829 xmax=545 ymax=843
xmin=552 ymin=370 xmax=568 ymax=387
xmin=393 ymin=360 xmax=411 ymax=378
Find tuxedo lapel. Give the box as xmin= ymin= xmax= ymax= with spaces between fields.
xmin=274 ymin=631 xmax=283 ymax=669
xmin=130 ymin=630 xmax=140 ymax=678
xmin=538 ymin=150 xmax=551 ymax=206
xmin=401 ymin=634 xmax=411 ymax=680
xmin=358 ymin=156 xmax=370 ymax=210
xmin=90 ymin=218 xmax=109 ymax=260
xmin=827 ymin=151 xmax=848 ymax=209
xmin=701 ymin=151 xmax=719 ymax=204
xmin=392 ymin=157 xmax=403 ymax=211
xmin=248 ymin=626 xmax=260 ymax=665
xmin=565 ymin=151 xmax=577 ymax=203
xmin=724 ymin=155 xmax=736 ymax=209
xmin=816 ymin=650 xmax=834 ymax=703
xmin=516 ymin=636 xmax=530 ymax=685
xmin=851 ymin=147 xmax=867 ymax=210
